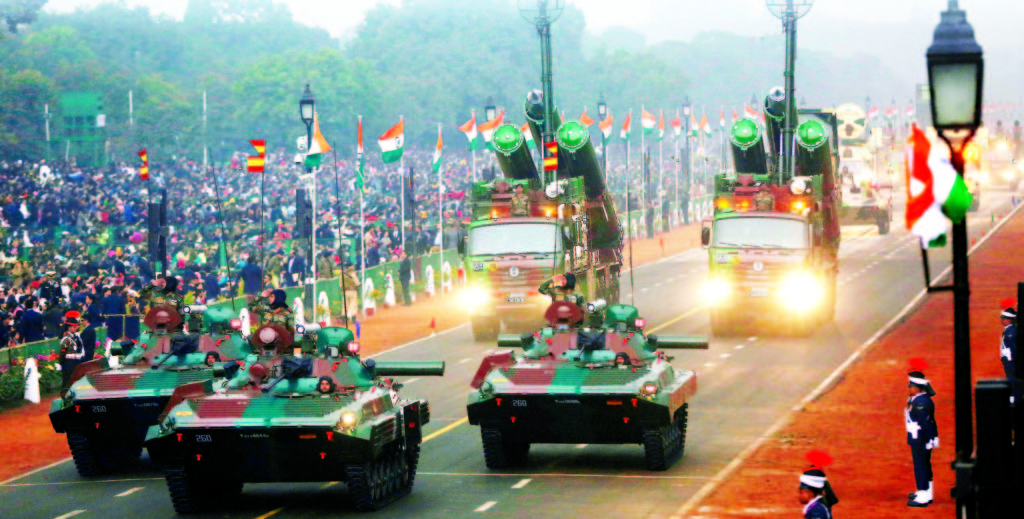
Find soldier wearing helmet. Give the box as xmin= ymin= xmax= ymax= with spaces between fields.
xmin=249 ymin=289 xmax=294 ymax=333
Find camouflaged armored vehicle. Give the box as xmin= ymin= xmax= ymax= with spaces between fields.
xmin=49 ymin=305 xmax=250 ymax=476
xmin=467 ymin=300 xmax=707 ymax=471
xmin=145 ymin=323 xmax=445 ymax=513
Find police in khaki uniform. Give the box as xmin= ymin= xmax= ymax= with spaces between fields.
xmin=905 ymin=361 xmax=939 ymax=508
xmin=139 ymin=276 xmax=184 ymax=310
xmin=248 ymin=289 xmax=294 ymax=333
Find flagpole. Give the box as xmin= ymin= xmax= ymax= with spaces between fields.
xmin=331 ymin=140 xmax=348 ymax=328
xmin=358 ymin=115 xmax=366 ymax=319
xmin=202 ymin=91 xmax=208 ymax=170
xmin=400 ymin=155 xmax=406 ymax=252
xmin=437 ymin=123 xmax=444 ymax=296
xmin=260 ymin=162 xmax=265 ymax=296
xmin=659 ymin=137 xmax=663 ymax=231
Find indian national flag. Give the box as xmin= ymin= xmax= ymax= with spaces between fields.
xmin=478 ymin=108 xmax=505 ymax=150
xmin=620 ymin=111 xmax=631 ymax=141
xmin=641 ymin=107 xmax=656 ymax=135
xmin=719 ymin=107 xmax=725 ymax=128
xmin=580 ymin=107 xmax=595 ymax=127
xmin=459 ymin=112 xmax=484 ymax=151
xmin=378 ymin=117 xmax=404 ymax=164
xmin=599 ymin=112 xmax=613 ymax=142
xmin=867 ymin=106 xmax=879 ymax=120
xmin=905 ymin=124 xmax=973 ymax=248
xmin=356 ymin=116 xmax=364 ymax=191
xmin=670 ymin=113 xmax=681 ymax=138
xmin=520 ymin=123 xmax=537 ymax=149
xmin=304 ymin=112 xmax=332 ymax=169
xmin=690 ymin=113 xmax=698 ymax=137
xmin=744 ymin=105 xmax=759 ymax=120
xmin=655 ymin=110 xmax=665 ymax=141
xmin=432 ymin=124 xmax=443 ymax=174
xmin=732 ymin=109 xmax=739 ymax=122
xmin=700 ymin=111 xmax=711 ymax=136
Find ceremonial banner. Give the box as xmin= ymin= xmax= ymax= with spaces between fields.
xmin=138 ymin=149 xmax=149 ymax=180
xmin=543 ymin=141 xmax=558 ymax=171
xmin=247 ymin=140 xmax=265 ymax=173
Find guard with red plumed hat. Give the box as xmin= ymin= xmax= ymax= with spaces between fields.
xmin=798 ymin=450 xmax=839 ymax=518
xmin=999 ymin=298 xmax=1019 ymax=404
xmin=905 ymin=358 xmax=938 ymax=507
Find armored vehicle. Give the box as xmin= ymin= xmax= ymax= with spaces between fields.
xmin=459 ymin=91 xmax=622 ymax=340
xmin=467 ymin=300 xmax=706 ymax=471
xmin=49 ymin=304 xmax=250 ymax=476
xmin=145 ymin=323 xmax=445 ymax=513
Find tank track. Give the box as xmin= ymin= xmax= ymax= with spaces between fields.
xmin=68 ymin=434 xmax=104 ymax=477
xmin=643 ymin=404 xmax=688 ymax=471
xmin=165 ymin=466 xmax=243 ymax=514
xmin=346 ymin=439 xmax=415 ymax=511
xmin=481 ymin=426 xmax=530 ymax=470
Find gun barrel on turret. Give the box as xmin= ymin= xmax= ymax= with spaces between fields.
xmin=373 ymin=361 xmax=446 ymax=377
xmin=729 ymin=119 xmax=768 ymax=175
xmin=648 ymin=334 xmax=709 ymax=350
xmin=794 ymin=119 xmax=834 ymax=180
xmin=493 ymin=124 xmax=539 ymax=182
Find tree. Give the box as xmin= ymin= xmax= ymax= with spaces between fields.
xmin=1 ymin=0 xmax=46 ymax=35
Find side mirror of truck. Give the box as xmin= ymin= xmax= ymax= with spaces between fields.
xmin=457 ymin=236 xmax=466 ymax=256
xmin=700 ymin=223 xmax=711 ymax=248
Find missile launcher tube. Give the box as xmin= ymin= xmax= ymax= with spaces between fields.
xmin=729 ymin=119 xmax=769 ymax=175
xmin=555 ymin=120 xmax=621 ymax=250
xmin=492 ymin=124 xmax=539 ymax=182
xmin=794 ymin=119 xmax=834 ymax=180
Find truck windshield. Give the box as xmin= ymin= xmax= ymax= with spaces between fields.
xmin=713 ymin=217 xmax=808 ymax=249
xmin=469 ymin=223 xmax=559 ymax=256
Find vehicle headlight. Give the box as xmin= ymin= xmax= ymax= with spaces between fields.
xmin=780 ymin=271 xmax=823 ymax=311
xmin=339 ymin=412 xmax=358 ymax=429
xmin=980 ymin=172 xmax=991 ymax=184
xmin=640 ymin=382 xmax=659 ymax=397
xmin=704 ymin=277 xmax=730 ymax=306
xmin=461 ymin=286 xmax=489 ymax=309
xmin=1003 ymin=170 xmax=1017 ymax=181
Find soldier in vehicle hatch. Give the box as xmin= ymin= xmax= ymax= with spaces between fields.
xmin=510 ymin=184 xmax=529 ymax=216
xmin=539 ymin=272 xmax=584 ymax=309
xmin=140 ymin=276 xmax=183 ymax=311
xmin=248 ymin=288 xmax=294 ymax=333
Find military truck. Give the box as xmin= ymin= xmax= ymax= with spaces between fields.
xmin=49 ymin=305 xmax=251 ymax=476
xmin=459 ymin=90 xmax=622 ymax=340
xmin=701 ymin=105 xmax=841 ymax=337
xmin=145 ymin=324 xmax=444 ymax=513
xmin=467 ymin=300 xmax=707 ymax=471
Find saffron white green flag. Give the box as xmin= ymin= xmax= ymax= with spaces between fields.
xmin=459 ymin=112 xmax=484 ymax=151
xmin=520 ymin=123 xmax=537 ymax=149
xmin=477 ymin=108 xmax=505 ymax=151
xmin=378 ymin=117 xmax=404 ymax=164
xmin=432 ymin=124 xmax=443 ymax=174
xmin=641 ymin=108 xmax=656 ymax=135
xmin=303 ymin=112 xmax=332 ymax=169
xmin=905 ymin=124 xmax=973 ymax=248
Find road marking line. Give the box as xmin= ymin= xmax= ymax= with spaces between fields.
xmin=404 ymin=377 xmax=421 ymax=384
xmin=719 ymin=354 xmax=731 ymax=359
xmin=54 ymin=512 xmax=86 ymax=519
xmin=654 ymin=282 xmax=663 ymax=287
xmin=115 ymin=487 xmax=143 ymax=497
xmin=703 ymin=363 xmax=714 ymax=368
xmin=419 ymin=472 xmax=712 ymax=480
xmin=255 ymin=507 xmax=286 ymax=519
xmin=1 ymin=478 xmax=163 ymax=488
xmin=0 ymin=457 xmax=73 ymax=485
xmin=747 ymin=337 xmax=757 ymax=341
xmin=648 ymin=306 xmax=706 ymax=334
xmin=671 ymin=199 xmax=1024 ymax=519
xmin=734 ymin=345 xmax=744 ymax=350
xmin=423 ymin=417 xmax=469 ymax=443
xmin=640 ymin=288 xmax=649 ymax=293
xmin=475 ymin=501 xmax=498 ymax=512
xmin=511 ymin=478 xmax=532 ymax=489
xmin=458 ymin=357 xmax=473 ymax=364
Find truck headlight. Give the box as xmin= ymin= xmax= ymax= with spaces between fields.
xmin=339 ymin=412 xmax=358 ymax=429
xmin=640 ymin=382 xmax=658 ymax=397
xmin=780 ymin=271 xmax=823 ymax=311
xmin=1003 ymin=170 xmax=1017 ymax=181
xmin=704 ymin=277 xmax=730 ymax=306
xmin=461 ymin=287 xmax=489 ymax=309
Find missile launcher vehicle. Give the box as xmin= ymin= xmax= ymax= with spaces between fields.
xmin=145 ymin=323 xmax=445 ymax=513
xmin=49 ymin=304 xmax=251 ymax=476
xmin=467 ymin=300 xmax=707 ymax=471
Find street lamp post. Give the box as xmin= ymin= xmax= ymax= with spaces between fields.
xmin=598 ymin=93 xmax=607 ymax=175
xmin=485 ymin=97 xmax=497 ymax=124
xmin=926 ymin=1 xmax=984 ymax=515
xmin=299 ymin=84 xmax=316 ymax=321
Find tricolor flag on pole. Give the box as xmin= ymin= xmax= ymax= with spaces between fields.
xmin=520 ymin=123 xmax=537 ymax=149
xmin=867 ymin=106 xmax=879 ymax=120
xmin=580 ymin=107 xmax=595 ymax=127
xmin=620 ymin=111 xmax=632 ymax=141
xmin=690 ymin=113 xmax=699 ymax=137
xmin=378 ymin=117 xmax=404 ymax=164
xmin=719 ymin=107 xmax=726 ymax=128
xmin=700 ymin=111 xmax=711 ymax=137
xmin=744 ymin=105 xmax=759 ymax=120
xmin=432 ymin=124 xmax=443 ymax=174
xmin=137 ymin=149 xmax=149 ymax=180
xmin=906 ymin=104 xmax=916 ymax=118
xmin=599 ymin=112 xmax=614 ymax=142
xmin=732 ymin=108 xmax=739 ymax=123
xmin=656 ymin=110 xmax=665 ymax=141
xmin=356 ymin=116 xmax=365 ymax=191
xmin=247 ymin=140 xmax=265 ymax=173
xmin=641 ymin=107 xmax=656 ymax=135
xmin=303 ymin=112 xmax=332 ymax=169
xmin=459 ymin=112 xmax=484 ymax=151
xmin=905 ymin=124 xmax=973 ymax=248
xmin=670 ymin=113 xmax=682 ymax=138
xmin=478 ymin=108 xmax=505 ymax=150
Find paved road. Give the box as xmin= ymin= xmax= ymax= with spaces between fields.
xmin=3 ymin=187 xmax=1019 ymax=519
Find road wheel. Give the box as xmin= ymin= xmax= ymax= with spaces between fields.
xmin=166 ymin=467 xmax=203 ymax=514
xmin=404 ymin=443 xmax=420 ymax=490
xmin=68 ymin=433 xmax=111 ymax=477
xmin=643 ymin=421 xmax=682 ymax=471
xmin=674 ymin=404 xmax=689 ymax=457
xmin=471 ymin=316 xmax=499 ymax=342
xmin=481 ymin=426 xmax=529 ymax=470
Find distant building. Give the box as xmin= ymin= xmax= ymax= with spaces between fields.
xmin=58 ymin=92 xmax=107 ymax=166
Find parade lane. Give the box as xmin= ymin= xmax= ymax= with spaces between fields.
xmin=2 ymin=188 xmax=1018 ymax=519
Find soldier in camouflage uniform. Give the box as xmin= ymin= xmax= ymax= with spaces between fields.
xmin=539 ymin=272 xmax=585 ymax=309
xmin=249 ymin=288 xmax=294 ymax=333
xmin=139 ymin=276 xmax=184 ymax=311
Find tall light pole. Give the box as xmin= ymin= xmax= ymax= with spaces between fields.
xmin=767 ymin=0 xmax=814 ymax=181
xmin=925 ymin=1 xmax=983 ymax=515
xmin=298 ymin=84 xmax=316 ymax=320
xmin=519 ymin=0 xmax=565 ymax=185
xmin=598 ymin=93 xmax=608 ymax=174
xmin=485 ymin=97 xmax=497 ymax=123
xmin=682 ymin=97 xmax=692 ymax=218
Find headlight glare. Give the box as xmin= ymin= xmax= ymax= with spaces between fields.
xmin=780 ymin=271 xmax=823 ymax=311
